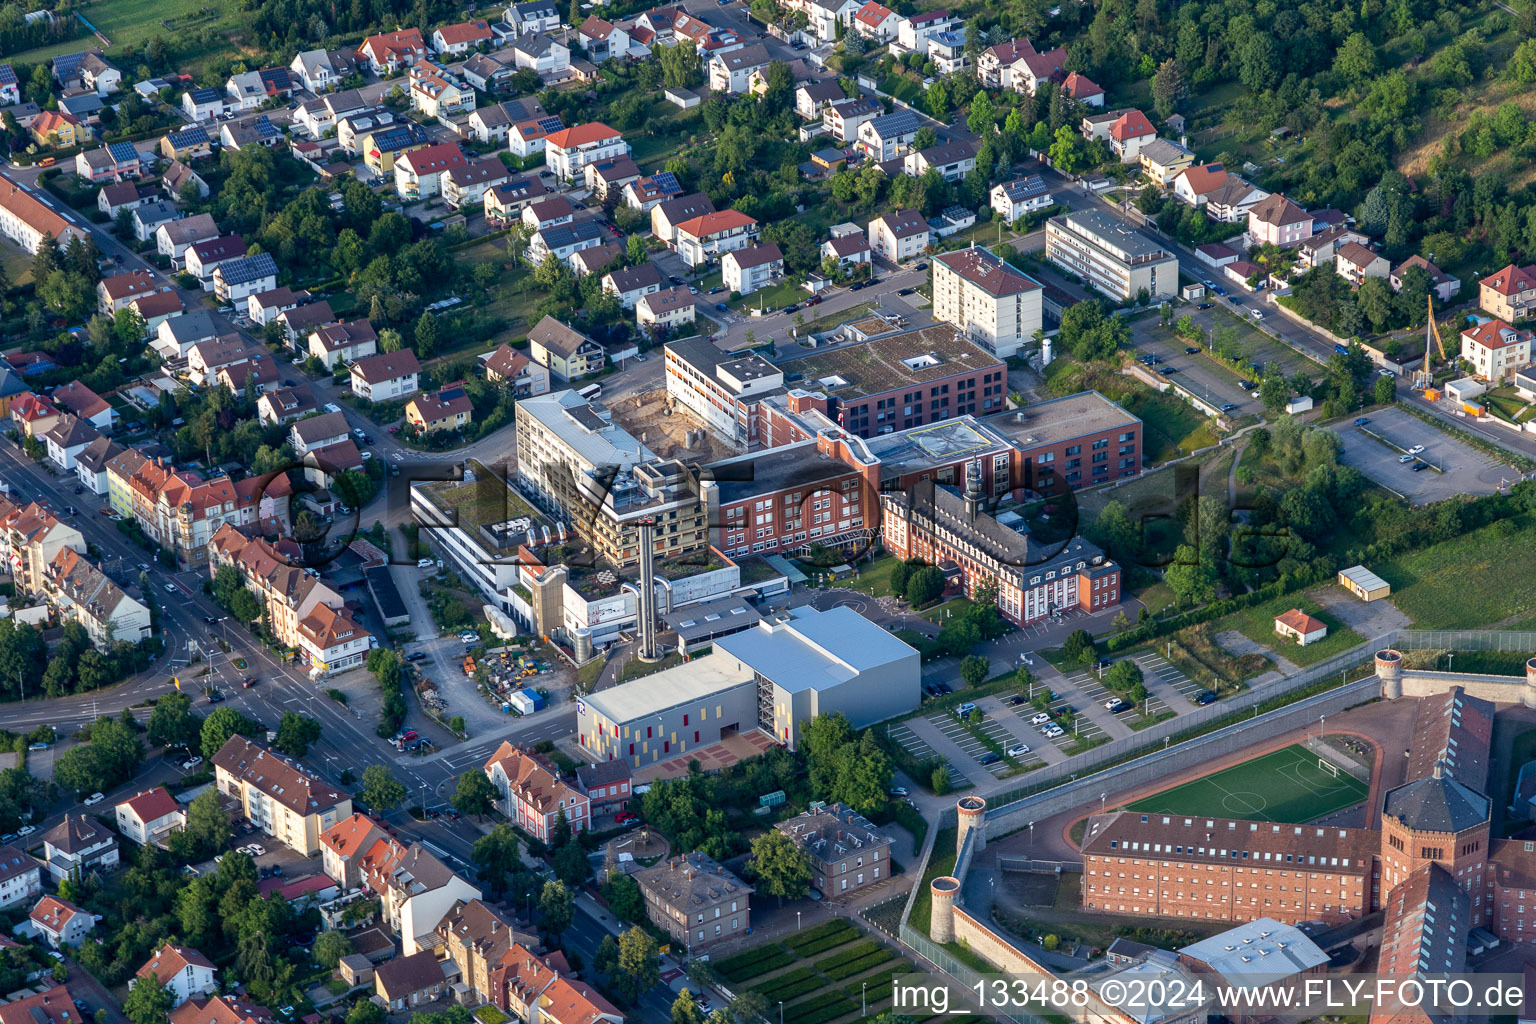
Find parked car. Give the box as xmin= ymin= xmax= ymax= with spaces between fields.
xmin=1219 ymin=402 xmax=1237 ymax=412
xmin=1412 ymin=461 xmax=1429 ymax=471
xmin=888 ymin=787 xmax=908 ymax=796
xmin=897 ymin=287 xmax=916 ymax=295
xmin=955 ymin=701 xmax=977 ymax=717
xmin=417 ymin=558 xmax=435 ymax=569
xmin=1105 ymin=698 xmax=1132 ymax=713
xmin=1399 ymin=454 xmax=1415 ymax=464
xmin=978 ymin=752 xmax=1001 ymax=766
xmin=1030 ymin=712 xmax=1051 ymax=725
xmin=615 ymin=811 xmax=638 ymax=824
xmin=1355 ymin=417 xmax=1370 ymax=426
xmin=181 ymin=756 xmax=203 ymax=769
xmin=1196 ymin=690 xmax=1219 ymax=705
xmin=1197 ymin=302 xmax=1212 ymax=309
xmin=16 ymin=825 xmax=35 ymax=837
xmin=1184 ymin=346 xmax=1199 ymax=354
xmin=1408 ymin=444 xmax=1425 ymax=455
xmin=83 ymin=792 xmax=105 ymax=805
xmin=407 ymin=651 xmax=427 ymax=661
xmin=27 ymin=741 xmax=48 ymax=750
xmin=1005 ymin=744 xmax=1029 ymax=758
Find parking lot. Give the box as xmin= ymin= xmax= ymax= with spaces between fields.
xmin=887 ymin=720 xmax=972 ymax=789
xmin=998 ymin=684 xmax=1107 ymax=751
xmin=1336 ymin=406 xmax=1512 ymax=504
xmin=1131 ymin=303 xmax=1314 ymax=415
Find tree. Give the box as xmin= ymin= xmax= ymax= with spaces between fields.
xmin=1104 ymin=660 xmax=1143 ymax=693
xmin=672 ymin=990 xmax=706 ymax=1024
xmin=414 ymin=311 xmax=438 ymax=358
xmin=1164 ymin=544 xmax=1218 ymax=607
xmin=201 ymin=706 xmax=260 ymax=759
xmin=1062 ymin=629 xmax=1096 ymax=667
xmin=272 ymin=712 xmax=321 ymax=757
xmin=1058 ymin=301 xmax=1128 ymax=362
xmin=123 ymin=975 xmax=173 ymax=1024
xmin=906 ymin=566 xmax=945 ymax=607
xmin=538 ymin=879 xmax=574 ymax=941
xmin=614 ymin=926 xmax=660 ymax=1002
xmin=347 ymin=1002 xmax=385 ymax=1024
xmin=313 ymin=930 xmax=354 ymax=971
xmin=1374 ymin=373 xmax=1396 ymax=405
xmin=377 ymin=328 xmax=404 ymax=353
xmin=183 ymin=787 xmax=230 ymax=853
xmin=960 ymin=654 xmax=990 ymax=687
xmin=1150 ymin=59 xmax=1185 ymax=118
xmin=931 ymin=764 xmax=951 ymax=794
xmin=147 ymin=692 xmax=199 ymax=749
xmin=1334 ymin=33 xmax=1377 ymax=84
xmin=602 ymin=873 xmax=645 ymax=923
xmin=594 ymin=933 xmax=620 ymax=978
xmin=552 ymin=837 xmax=591 ymax=886
xmin=746 ymin=829 xmax=811 ymax=905
xmin=967 ymin=90 xmax=996 ymax=136
xmin=359 ymin=764 xmax=406 ymax=811
xmin=471 ymin=825 xmax=521 ymax=896
xmin=913 ymin=125 xmax=937 ymax=151
xmin=452 ymin=771 xmax=497 ymax=819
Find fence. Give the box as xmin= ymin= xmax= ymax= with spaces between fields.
xmin=1389 ymin=630 xmax=1536 ymax=653
xmin=897 ymin=923 xmax=1052 ymax=1024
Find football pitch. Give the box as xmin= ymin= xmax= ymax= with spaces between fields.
xmin=1126 ymin=743 xmax=1370 ymax=823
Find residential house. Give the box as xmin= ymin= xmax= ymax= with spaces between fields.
xmin=1137 ymin=138 xmax=1195 ymax=184
xmin=978 ymin=38 xmax=1066 ymax=92
xmin=570 ymin=242 xmax=623 ymax=278
xmin=1461 ymin=319 xmax=1533 ymax=382
xmin=211 ymin=735 xmax=352 ymax=855
xmin=1295 ymin=224 xmax=1371 ymax=270
xmin=651 ymin=193 xmax=716 ymax=245
xmin=467 ymin=98 xmax=545 ymax=143
xmin=395 ymin=142 xmax=468 ymax=200
xmin=1099 ymin=109 xmax=1157 ymax=163
xmin=115 ymin=790 xmax=186 ymax=848
xmin=544 ymin=122 xmax=626 ymax=183
xmin=360 ymin=123 xmax=432 ymax=177
xmin=40 ymin=816 xmax=118 ymax=883
xmin=31 ymin=110 xmax=85 ymax=147
xmin=213 ymin=253 xmax=279 ymax=304
xmin=42 ymin=415 xmax=100 ymax=472
xmin=168 ymin=996 xmax=277 ymax=1024
xmin=622 ymin=172 xmax=684 ymax=211
xmin=406 ymin=384 xmax=473 ymax=433
xmin=277 ymin=301 xmax=337 ymax=346
xmin=504 ymin=0 xmax=561 ymax=36
xmin=356 ymin=29 xmax=428 ymax=73
xmin=633 ymin=852 xmax=751 ymax=949
xmin=433 ymin=20 xmax=494 ymax=54
xmin=156 ymin=213 xmax=220 ymax=265
xmin=536 ymin=979 xmax=624 ymax=1024
xmin=375 ymin=950 xmax=451 ymax=1010
xmin=0 ymin=843 xmax=41 ymax=910
xmin=798 ymin=0 xmax=862 ymax=41
xmin=857 ymin=109 xmax=921 ymax=161
xmin=578 ymin=17 xmax=631 ymax=61
xmin=247 ymin=287 xmax=307 ymax=326
xmin=1247 ymin=194 xmax=1313 ymax=248
xmin=408 ymin=64 xmax=474 ymax=120
xmin=0 ymin=63 xmax=17 ymax=105
xmin=1204 ymin=178 xmax=1270 ymax=223
xmin=128 ymin=291 xmax=184 ymax=337
xmin=186 ymin=335 xmax=265 ymax=386
xmin=220 ymin=114 xmax=284 ymax=150
xmin=851 ymin=1 xmax=900 ymax=41
xmin=97 ymin=180 xmax=151 ymax=217
xmin=896 ymin=10 xmax=960 ymax=55
xmin=78 ymin=51 xmax=121 ymax=94
xmin=1335 ymin=242 xmax=1390 ymax=286
xmin=319 ymin=813 xmax=390 ymax=889
xmin=9 ymin=394 xmax=61 ymax=440
xmin=296 ymin=602 xmax=371 ymax=676
xmin=153 ymin=310 xmax=219 ymax=360
xmin=1479 ymin=263 xmax=1536 ymax=321
xmin=602 ymin=262 xmax=665 ymax=308
xmin=722 ymin=243 xmax=784 ymax=296
xmin=350 ymin=350 xmax=422 ymax=402
xmin=822 ymin=231 xmax=871 ymax=268
xmin=990 ymin=176 xmax=1053 ymax=222
xmin=796 ymin=80 xmax=845 ymax=120
xmin=256 ymin=385 xmax=317 ymax=427
xmin=482 ymin=345 xmax=551 ymax=397
xmin=823 ymin=97 xmax=880 ymax=142
xmin=98 ymin=270 xmax=164 ymax=314
xmin=527 ymin=219 xmax=607 ymax=266
xmin=507 ymin=114 xmax=562 ymax=158
xmin=583 ymin=156 xmax=640 ymax=200
xmin=134 ymin=944 xmax=217 ymax=1006
xmin=433 ymin=900 xmax=528 ymax=1005
xmin=53 ymin=380 xmax=114 ymax=433
xmin=73 ymin=435 xmax=123 ymax=495
xmin=186 ymin=235 xmax=249 ymax=290
xmin=867 ymin=209 xmax=929 ymax=262
xmin=709 ymin=43 xmax=770 ymax=93
xmin=0 ymin=500 xmax=83 ymax=598
xmin=74 ymin=141 xmax=141 ymax=183
xmin=1061 ymin=70 xmax=1105 ymax=106
xmin=508 ymin=34 xmax=570 ymax=75
xmin=217 ymin=353 xmax=279 ymax=397
xmin=181 ymin=88 xmax=227 ymax=122
xmin=1274 ymin=609 xmax=1328 ymax=645
xmin=636 ymin=286 xmax=696 ymax=334
xmin=484 ymin=176 xmax=548 ymax=226
xmin=527 ymin=316 xmax=604 ymax=381
xmin=0 ymin=174 xmax=87 ymax=254
xmin=672 ymin=208 xmax=758 ymax=267
xmin=290 ymin=49 xmax=346 ymax=93
xmin=353 ymin=834 xmax=480 ymax=955
xmin=903 ymin=140 xmax=975 ymax=182
xmin=44 ymin=546 xmax=151 ymax=647
xmin=462 ymin=54 xmax=513 ymax=93
xmin=573 ymin=760 xmax=631 ymax=811
xmin=28 ymin=896 xmax=94 ymax=948
xmin=132 ymin=201 xmax=180 ymax=242
xmin=1392 ymin=255 xmax=1460 ymax=304
xmin=308 ymin=320 xmax=379 ymax=369
xmin=483 ymin=742 xmax=590 ymax=842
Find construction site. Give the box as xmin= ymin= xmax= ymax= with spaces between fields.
xmin=605 ymin=385 xmax=739 ymax=464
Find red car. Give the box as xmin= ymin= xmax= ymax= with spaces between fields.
xmin=615 ymin=811 xmax=638 ymax=824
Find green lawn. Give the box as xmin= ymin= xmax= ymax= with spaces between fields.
xmin=1128 ymin=742 xmax=1369 ymax=823
xmin=838 ymin=554 xmax=904 ymax=597
xmin=733 ymin=279 xmax=808 ymax=314
xmin=1121 ymin=388 xmax=1222 ymax=463
xmin=1215 ymin=594 xmax=1364 ymax=667
xmin=8 ymin=0 xmax=242 ymax=70
xmin=1377 ymin=515 xmax=1536 ymax=629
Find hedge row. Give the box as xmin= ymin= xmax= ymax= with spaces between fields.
xmin=760 ymin=973 xmax=826 ymax=1003
xmin=721 ymin=948 xmax=796 ymax=982
xmin=784 ymin=919 xmax=857 ymax=952
xmin=790 ymin=928 xmax=860 ymax=958
xmin=753 ymin=966 xmax=818 ymax=995
xmin=715 ymin=945 xmax=786 ymax=976
xmin=823 ymin=949 xmax=894 ymax=981
xmin=845 ymin=963 xmax=916 ymax=1004
xmin=785 ymin=997 xmax=858 ymax=1024
xmin=813 ymin=940 xmax=883 ymax=973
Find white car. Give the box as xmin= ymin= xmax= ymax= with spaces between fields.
xmin=181 ymin=756 xmax=203 ymax=769
xmin=1408 ymin=444 xmax=1425 ymax=455
xmin=324 ymin=403 xmax=341 ymax=414
xmin=1018 ymin=653 xmax=1034 ymax=666
xmin=1005 ymin=744 xmax=1029 ymax=758
xmin=1030 ymin=712 xmax=1051 ymax=725
xmin=417 ymin=558 xmax=435 ymax=569
xmin=16 ymin=825 xmax=35 ymax=837
xmin=82 ymin=792 xmax=105 ymax=805
xmin=459 ymin=631 xmax=479 ymax=644
xmin=1042 ymin=726 xmax=1065 ymax=738
xmin=1399 ymin=454 xmax=1414 ymax=463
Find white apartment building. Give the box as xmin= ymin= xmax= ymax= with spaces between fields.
xmin=664 ymin=338 xmax=784 ymax=448
xmin=1044 ymin=210 xmax=1177 ymax=302
xmin=544 ymin=122 xmax=627 ymax=183
xmin=931 ymin=247 xmax=1043 ymax=360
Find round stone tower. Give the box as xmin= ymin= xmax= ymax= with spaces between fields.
xmin=956 ymin=795 xmax=987 ymax=854
xmin=1524 ymin=658 xmax=1536 ymax=709
xmin=929 ymin=876 xmax=960 ymax=942
xmin=1376 ymin=649 xmax=1403 ymax=700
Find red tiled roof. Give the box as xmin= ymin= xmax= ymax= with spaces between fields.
xmin=1275 ymin=608 xmax=1326 ymax=635
xmin=1480 ymin=262 xmax=1536 ymax=297
xmin=1109 ymin=109 xmax=1155 ymax=142
xmin=545 ymin=122 xmax=620 ymax=148
xmin=1462 ymin=318 xmax=1531 ymax=350
xmin=675 ymin=208 xmax=757 ymax=238
xmin=118 ymin=787 xmax=180 ymax=824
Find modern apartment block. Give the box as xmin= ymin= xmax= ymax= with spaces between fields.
xmin=931 ymin=246 xmax=1043 ymax=359
xmin=1044 ymin=210 xmax=1177 ymax=302
xmin=514 ymin=390 xmax=655 ymax=517
xmin=212 ymin=735 xmax=352 ymax=856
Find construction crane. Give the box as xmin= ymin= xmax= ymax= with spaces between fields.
xmin=1413 ymin=293 xmax=1448 ymax=392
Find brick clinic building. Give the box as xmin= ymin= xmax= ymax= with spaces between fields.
xmin=774 ymin=324 xmax=1006 ymax=438
xmin=882 ymin=465 xmax=1122 ymax=625
xmin=930 ymin=246 xmax=1044 ymax=360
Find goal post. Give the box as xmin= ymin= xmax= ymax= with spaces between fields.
xmin=1317 ymin=758 xmax=1340 ymax=778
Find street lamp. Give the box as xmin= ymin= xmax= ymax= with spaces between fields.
xmin=779 ymin=1002 xmax=784 ymax=1024
xmin=862 ymin=983 xmax=867 ymax=1017
xmin=796 ymin=910 xmax=801 ymax=931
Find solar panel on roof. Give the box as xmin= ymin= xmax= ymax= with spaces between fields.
xmin=651 ymin=170 xmax=679 ymax=193
xmin=536 ymin=116 xmax=563 ymax=134
xmin=108 ymin=141 xmax=139 ymax=162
